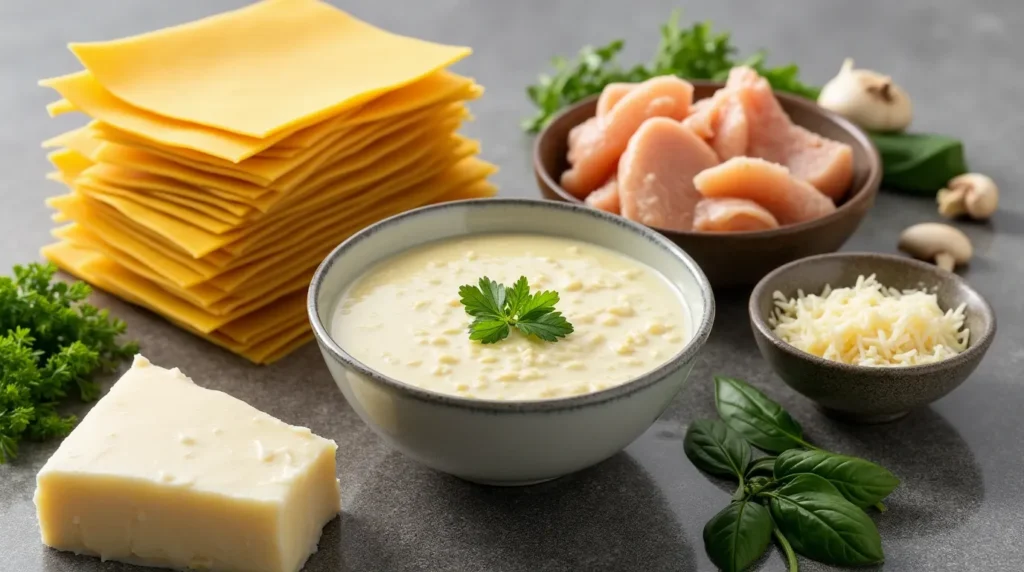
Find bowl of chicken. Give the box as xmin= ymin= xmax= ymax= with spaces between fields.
xmin=533 ymin=67 xmax=882 ymax=288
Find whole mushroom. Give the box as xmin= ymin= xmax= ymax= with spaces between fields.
xmin=937 ymin=173 xmax=999 ymax=220
xmin=898 ymin=223 xmax=972 ymax=272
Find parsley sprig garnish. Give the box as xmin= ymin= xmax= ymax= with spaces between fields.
xmin=458 ymin=276 xmax=574 ymax=344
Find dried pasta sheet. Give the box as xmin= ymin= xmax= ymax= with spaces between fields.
xmin=69 ymin=0 xmax=471 ymax=137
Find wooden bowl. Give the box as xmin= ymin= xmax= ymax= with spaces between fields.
xmin=533 ymin=82 xmax=882 ymax=289
xmin=749 ymin=252 xmax=996 ymax=423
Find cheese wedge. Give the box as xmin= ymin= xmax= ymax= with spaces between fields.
xmin=69 ymin=0 xmax=471 ymax=137
xmin=34 ymin=355 xmax=340 ymax=571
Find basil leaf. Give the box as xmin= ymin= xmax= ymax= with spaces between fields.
xmin=703 ymin=500 xmax=773 ymax=572
xmin=870 ymin=132 xmax=968 ymax=195
xmin=767 ymin=474 xmax=885 ymax=566
xmin=684 ymin=419 xmax=751 ymax=480
xmin=714 ymin=376 xmax=806 ymax=453
xmin=744 ymin=456 xmax=777 ymax=478
xmin=774 ymin=449 xmax=899 ymax=508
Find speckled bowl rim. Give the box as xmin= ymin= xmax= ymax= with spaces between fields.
xmin=748 ymin=251 xmax=997 ymax=376
xmin=533 ymin=83 xmax=882 ymax=239
xmin=308 ymin=198 xmax=715 ymax=413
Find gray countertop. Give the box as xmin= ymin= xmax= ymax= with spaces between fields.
xmin=1 ymin=1 xmax=1022 ymax=570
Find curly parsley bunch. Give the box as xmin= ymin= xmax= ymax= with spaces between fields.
xmin=0 ymin=263 xmax=137 ymax=463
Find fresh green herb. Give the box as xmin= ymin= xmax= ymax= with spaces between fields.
xmin=703 ymin=499 xmax=774 ymax=572
xmin=744 ymin=455 xmax=777 ymax=479
xmin=774 ymin=449 xmax=899 ymax=509
xmin=684 ymin=419 xmax=751 ymax=497
xmin=0 ymin=263 xmax=137 ymax=463
xmin=870 ymin=132 xmax=968 ymax=195
xmin=458 ymin=276 xmax=573 ymax=344
xmin=523 ymin=11 xmax=820 ymax=133
xmin=714 ymin=376 xmax=813 ymax=454
xmin=684 ymin=376 xmax=898 ymax=570
xmin=765 ymin=474 xmax=885 ymax=566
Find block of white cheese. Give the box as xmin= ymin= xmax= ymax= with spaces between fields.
xmin=34 ymin=355 xmax=341 ymax=572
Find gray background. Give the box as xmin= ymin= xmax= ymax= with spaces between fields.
xmin=2 ymin=1 xmax=1022 ymax=570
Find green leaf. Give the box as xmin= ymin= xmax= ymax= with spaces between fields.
xmin=744 ymin=456 xmax=777 ymax=478
xmin=703 ymin=500 xmax=773 ymax=572
xmin=684 ymin=419 xmax=751 ymax=480
xmin=774 ymin=449 xmax=900 ymax=508
xmin=458 ymin=277 xmax=507 ymax=319
xmin=467 ymin=319 xmax=510 ymax=344
xmin=766 ymin=474 xmax=885 ymax=566
xmin=504 ymin=276 xmax=532 ymax=319
xmin=514 ymin=311 xmax=573 ymax=342
xmin=714 ymin=376 xmax=807 ymax=453
xmin=871 ymin=132 xmax=968 ymax=195
xmin=516 ymin=289 xmax=560 ymax=321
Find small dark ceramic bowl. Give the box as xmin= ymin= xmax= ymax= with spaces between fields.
xmin=749 ymin=253 xmax=996 ymax=423
xmin=534 ymin=82 xmax=882 ymax=288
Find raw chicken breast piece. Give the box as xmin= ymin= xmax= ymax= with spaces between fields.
xmin=596 ymin=83 xmax=637 ymax=117
xmin=567 ymin=117 xmax=601 ymax=166
xmin=682 ymin=93 xmax=749 ymax=161
xmin=710 ymin=97 xmax=749 ymax=160
xmin=694 ymin=198 xmax=780 ymax=232
xmin=561 ymin=76 xmax=694 ymax=198
xmin=726 ymin=66 xmax=854 ymax=201
xmin=693 ymin=157 xmax=836 ymax=225
xmin=618 ymin=117 xmax=720 ymax=231
xmin=584 ymin=178 xmax=620 ymax=214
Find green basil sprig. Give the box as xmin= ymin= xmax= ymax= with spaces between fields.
xmin=685 ymin=376 xmax=899 ymax=571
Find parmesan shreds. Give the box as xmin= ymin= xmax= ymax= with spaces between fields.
xmin=769 ymin=274 xmax=969 ymax=367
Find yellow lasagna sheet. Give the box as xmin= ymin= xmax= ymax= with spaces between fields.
xmin=48 ymin=154 xmax=494 ymax=293
xmin=43 ymin=241 xmax=311 ymax=363
xmin=69 ymin=0 xmax=471 ymax=137
xmin=90 ymin=100 xmax=468 ymax=187
xmin=78 ymin=132 xmax=474 ymax=258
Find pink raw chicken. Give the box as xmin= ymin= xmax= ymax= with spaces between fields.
xmin=596 ymin=83 xmax=636 ymax=117
xmin=727 ymin=67 xmax=854 ymax=200
xmin=562 ymin=76 xmax=694 ymax=198
xmin=585 ymin=178 xmax=620 ymax=214
xmin=682 ymin=92 xmax=749 ymax=161
xmin=693 ymin=198 xmax=780 ymax=232
xmin=693 ymin=157 xmax=836 ymax=225
xmin=618 ymin=117 xmax=720 ymax=231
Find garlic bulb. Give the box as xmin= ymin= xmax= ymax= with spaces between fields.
xmin=817 ymin=59 xmax=913 ymax=132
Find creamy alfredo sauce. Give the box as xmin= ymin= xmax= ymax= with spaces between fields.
xmin=331 ymin=234 xmax=690 ymax=401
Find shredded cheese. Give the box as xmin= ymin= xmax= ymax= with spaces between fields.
xmin=769 ymin=274 xmax=969 ymax=367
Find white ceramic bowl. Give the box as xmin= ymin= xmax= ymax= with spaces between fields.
xmin=308 ymin=199 xmax=715 ymax=485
